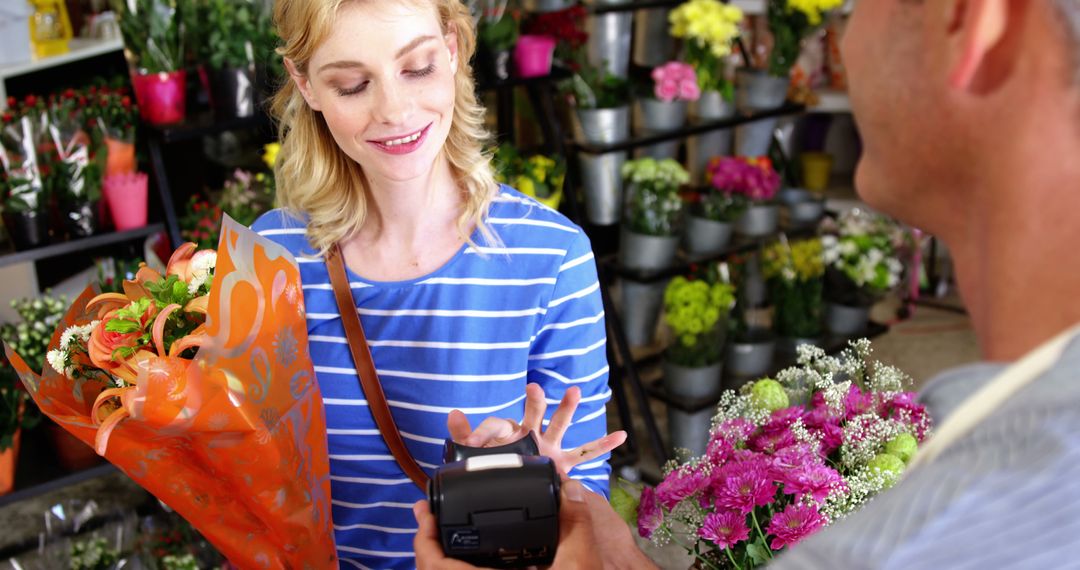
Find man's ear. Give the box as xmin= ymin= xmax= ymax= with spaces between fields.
xmin=946 ymin=0 xmax=1010 ymax=90
xmin=284 ymin=57 xmax=322 ymax=111
xmin=445 ymin=24 xmax=460 ymax=75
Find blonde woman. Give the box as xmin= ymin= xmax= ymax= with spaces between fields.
xmin=253 ymin=1 xmax=622 ymax=567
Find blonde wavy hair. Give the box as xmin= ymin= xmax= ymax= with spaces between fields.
xmin=270 ymin=0 xmax=499 ymax=256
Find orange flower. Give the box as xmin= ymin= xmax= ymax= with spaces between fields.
xmin=88 ymin=310 xmax=141 ymax=376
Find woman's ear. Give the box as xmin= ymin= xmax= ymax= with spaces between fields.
xmin=284 ymin=57 xmax=323 ymax=111
xmin=445 ymin=25 xmax=460 ymax=75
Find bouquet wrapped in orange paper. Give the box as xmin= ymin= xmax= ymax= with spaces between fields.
xmin=4 ymin=217 xmax=337 ymax=569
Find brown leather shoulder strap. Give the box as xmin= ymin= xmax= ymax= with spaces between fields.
xmin=325 ymin=244 xmax=431 ymax=490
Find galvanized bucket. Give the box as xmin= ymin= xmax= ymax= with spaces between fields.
xmin=669 ymin=407 xmax=714 ymax=457
xmin=734 ymin=203 xmax=779 ymax=238
xmin=587 ymin=11 xmax=633 ymax=78
xmin=663 ymin=360 xmax=724 ymax=400
xmin=684 ymin=215 xmax=733 ymax=256
xmin=575 ymin=106 xmax=631 ymax=225
xmin=619 ymin=278 xmax=667 ymax=347
xmin=619 ymin=228 xmax=680 ymax=272
xmin=689 ymin=90 xmax=735 ymax=184
xmin=825 ymin=302 xmax=872 ymax=336
xmin=638 ymin=98 xmax=688 ymax=160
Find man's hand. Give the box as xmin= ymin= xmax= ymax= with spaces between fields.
xmin=446 ymin=383 xmax=627 ymax=476
xmin=412 ymin=479 xmax=603 ymax=570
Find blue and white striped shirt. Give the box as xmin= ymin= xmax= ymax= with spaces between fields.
xmin=252 ymin=187 xmax=612 ymax=570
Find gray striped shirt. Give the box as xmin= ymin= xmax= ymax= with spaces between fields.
xmin=773 ymin=334 xmax=1080 ymax=569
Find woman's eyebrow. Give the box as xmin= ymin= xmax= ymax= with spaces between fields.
xmin=317 ymin=35 xmax=437 ymax=74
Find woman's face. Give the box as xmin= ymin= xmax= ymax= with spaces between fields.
xmin=291 ymin=1 xmax=458 ymax=186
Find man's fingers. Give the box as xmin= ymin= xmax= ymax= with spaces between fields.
xmin=544 ymin=386 xmax=581 ymax=444
xmin=447 ymin=410 xmax=472 ymax=443
xmin=564 ymin=431 xmax=628 ymax=470
xmin=521 ymin=383 xmax=547 ymax=433
xmin=464 ymin=417 xmax=519 ymax=447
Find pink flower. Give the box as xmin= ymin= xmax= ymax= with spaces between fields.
xmin=771 ymin=443 xmax=822 ymax=472
xmin=637 ymin=486 xmax=663 ymax=539
xmin=714 ymin=418 xmax=756 ymax=444
xmin=656 ymin=468 xmax=709 ymax=510
xmin=699 ymin=511 xmax=750 ymax=550
xmin=707 ymin=435 xmax=734 ymax=464
xmin=712 ymin=464 xmax=776 ymax=514
xmin=844 ymin=384 xmax=874 ymax=419
xmin=777 ymin=465 xmax=845 ymax=503
xmin=883 ymin=392 xmax=932 ymax=441
xmin=766 ymin=504 xmax=827 ymax=550
xmin=748 ymin=430 xmax=797 ymax=454
xmin=815 ymin=421 xmax=844 ymax=456
xmin=655 ymin=79 xmax=679 ymax=102
xmin=679 ymin=80 xmax=701 ymax=101
xmin=763 ymin=407 xmax=804 ymax=435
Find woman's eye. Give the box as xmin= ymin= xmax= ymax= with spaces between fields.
xmin=336 ymin=82 xmax=368 ymax=97
xmin=408 ymin=64 xmax=436 ymax=78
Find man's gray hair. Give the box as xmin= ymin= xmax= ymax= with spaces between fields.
xmin=1057 ymin=0 xmax=1080 ymax=83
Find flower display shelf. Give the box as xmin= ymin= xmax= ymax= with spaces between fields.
xmin=0 ymin=224 xmax=165 ymax=269
xmin=645 ymin=322 xmax=890 ymax=413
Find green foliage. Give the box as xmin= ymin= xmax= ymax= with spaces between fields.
xmin=478 ymin=13 xmax=519 ymax=54
xmin=561 ymin=64 xmax=631 ymax=109
xmin=694 ymin=190 xmax=746 ymax=223
xmin=191 ymin=0 xmax=269 ymax=71
xmin=0 ymin=293 xmax=68 ymax=375
xmin=69 ymin=537 xmax=120 ymax=570
xmin=111 ymin=0 xmax=187 ymax=73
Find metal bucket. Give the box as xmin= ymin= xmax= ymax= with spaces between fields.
xmin=684 ymin=215 xmax=733 ymax=256
xmin=726 ymin=330 xmax=776 ymax=380
xmin=638 ymin=98 xmax=688 ymax=160
xmin=578 ymin=152 xmax=626 ymax=225
xmin=734 ymin=203 xmax=779 ymax=238
xmin=633 ymin=8 xmax=675 ymax=67
xmin=668 ymin=407 xmax=714 ymax=457
xmin=523 ymin=0 xmax=576 ymax=12
xmin=619 ymin=278 xmax=667 ymax=347
xmin=663 ymin=360 xmax=724 ymax=400
xmin=618 ymin=228 xmax=680 ymax=272
xmin=689 ymin=90 xmax=735 ymax=184
xmin=587 ymin=11 xmax=633 ymax=78
xmin=736 ymin=69 xmax=790 ymax=111
xmin=574 ymin=106 xmax=631 ymax=144
xmin=825 ymin=302 xmax=871 ymax=336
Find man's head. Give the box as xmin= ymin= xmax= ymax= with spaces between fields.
xmin=842 ymin=0 xmax=1080 ymax=238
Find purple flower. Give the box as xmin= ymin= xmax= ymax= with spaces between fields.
xmin=637 ymin=486 xmax=663 ymax=539
xmin=748 ymin=429 xmax=798 ymax=454
xmin=844 ymin=385 xmax=874 ymax=419
xmin=778 ymin=465 xmax=845 ymax=503
xmin=763 ymin=406 xmax=805 ymax=435
xmin=766 ymin=504 xmax=827 ymax=550
xmin=707 ymin=435 xmax=734 ymax=464
xmin=771 ymin=443 xmax=822 ymax=472
xmin=712 ymin=463 xmax=777 ymax=514
xmin=656 ymin=468 xmax=709 ymax=510
xmin=699 ymin=511 xmax=751 ymax=550
xmin=815 ymin=421 xmax=844 ymax=456
xmin=883 ymin=392 xmax=932 ymax=441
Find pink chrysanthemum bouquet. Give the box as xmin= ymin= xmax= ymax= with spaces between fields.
xmin=632 ymin=339 xmax=931 ymax=569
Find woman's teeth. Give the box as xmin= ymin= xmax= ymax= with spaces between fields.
xmin=383 ymin=132 xmax=421 ymax=146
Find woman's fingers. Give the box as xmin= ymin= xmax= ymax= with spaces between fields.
xmin=463 ymin=416 xmax=520 ymax=447
xmin=563 ymin=431 xmax=628 ymax=471
xmin=543 ymin=386 xmax=581 ymax=445
xmin=446 ymin=410 xmax=472 ymax=443
xmin=520 ymin=383 xmax=547 ymax=433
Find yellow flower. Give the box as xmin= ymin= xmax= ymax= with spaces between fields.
xmin=262 ymin=143 xmax=281 ymax=170
xmin=516 ymin=176 xmax=536 ymax=198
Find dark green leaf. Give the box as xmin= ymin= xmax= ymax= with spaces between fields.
xmin=747 ymin=542 xmax=771 ymax=566
xmin=105 ymin=320 xmax=141 ymax=334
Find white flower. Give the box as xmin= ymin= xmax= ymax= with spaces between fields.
xmin=46 ymin=349 xmax=67 ymax=375
xmin=59 ymin=327 xmax=77 ymax=351
xmin=821 ymin=234 xmax=838 ymax=249
xmin=187 ymin=251 xmax=218 ymax=295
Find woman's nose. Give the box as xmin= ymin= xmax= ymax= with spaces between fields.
xmin=372 ymin=79 xmax=414 ymax=126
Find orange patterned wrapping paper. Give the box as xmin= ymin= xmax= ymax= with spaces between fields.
xmin=4 ymin=217 xmax=337 ymax=569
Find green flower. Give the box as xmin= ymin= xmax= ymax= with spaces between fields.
xmin=884 ymin=433 xmax=918 ymax=464
xmin=868 ymin=453 xmax=906 ymax=488
xmin=750 ymin=378 xmax=789 ymax=412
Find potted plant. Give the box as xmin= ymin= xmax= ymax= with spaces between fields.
xmin=190 ymin=0 xmax=269 ymax=119
xmin=763 ymin=237 xmax=825 ymax=353
xmin=735 ymin=0 xmax=844 ymax=155
xmin=111 ymin=0 xmax=189 ymax=125
xmin=706 ymin=155 xmax=782 ymax=238
xmin=521 ymin=4 xmax=588 ymax=71
xmin=475 ymin=0 xmax=520 ymax=82
xmin=43 ymin=93 xmax=103 ymax=239
xmin=662 ymin=270 xmax=736 ymax=455
xmin=821 ymin=211 xmax=906 ymax=335
xmin=562 ymin=62 xmax=631 ymax=225
xmin=492 ymin=144 xmax=566 ymax=210
xmin=684 ymin=187 xmax=739 ymax=256
xmin=87 ymin=86 xmax=139 ymax=177
xmin=1 ymin=102 xmax=49 ymax=251
xmin=1 ymin=355 xmax=39 ymax=495
xmin=638 ymin=61 xmax=699 ymax=160
xmin=669 ymin=0 xmax=744 ymax=181
xmin=619 ymin=157 xmax=688 ymax=272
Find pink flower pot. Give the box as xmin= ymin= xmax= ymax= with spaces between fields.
xmin=514 ymin=35 xmax=556 ymax=78
xmin=104 ymin=172 xmax=149 ymax=231
xmin=131 ymin=70 xmax=187 ymax=125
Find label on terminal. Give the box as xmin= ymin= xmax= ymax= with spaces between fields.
xmin=465 ymin=453 xmax=524 ymax=472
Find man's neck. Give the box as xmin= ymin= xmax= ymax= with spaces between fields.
xmin=950 ymin=136 xmax=1080 ymax=362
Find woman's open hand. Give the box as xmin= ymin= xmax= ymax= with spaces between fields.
xmin=446 ymin=383 xmax=626 ymax=477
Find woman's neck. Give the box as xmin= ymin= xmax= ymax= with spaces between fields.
xmin=361 ymin=153 xmax=463 ymax=246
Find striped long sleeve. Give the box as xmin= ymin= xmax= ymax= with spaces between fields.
xmin=252 ymin=187 xmax=613 ymax=569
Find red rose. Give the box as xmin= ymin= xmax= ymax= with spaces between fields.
xmin=121 ymin=96 xmax=131 ymax=108
xmin=5 ymin=97 xmax=14 ymax=108
xmin=24 ymin=95 xmax=37 ymax=107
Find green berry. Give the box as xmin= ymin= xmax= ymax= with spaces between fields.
xmin=750 ymin=378 xmax=789 ymax=412
xmin=868 ymin=453 xmax=906 ymax=488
